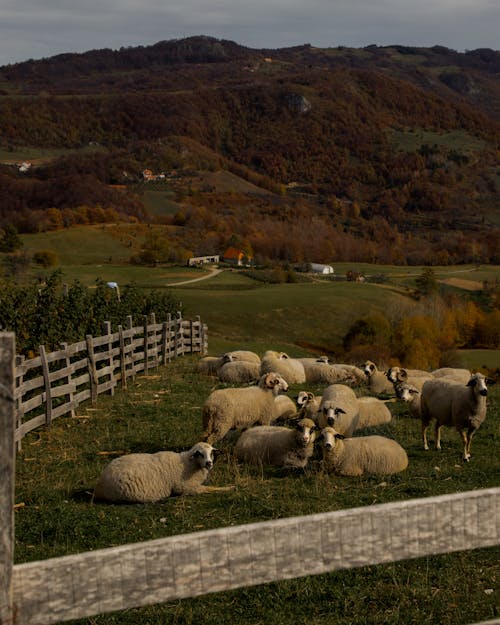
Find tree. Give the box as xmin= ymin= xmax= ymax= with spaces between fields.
xmin=0 ymin=224 xmax=23 ymax=252
xmin=415 ymin=268 xmax=438 ymax=297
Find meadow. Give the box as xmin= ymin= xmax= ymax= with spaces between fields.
xmin=10 ymin=228 xmax=500 ymax=623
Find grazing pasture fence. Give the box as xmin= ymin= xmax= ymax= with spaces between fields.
xmin=0 ymin=333 xmax=498 ymax=625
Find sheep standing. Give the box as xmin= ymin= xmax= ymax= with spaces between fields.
xmin=363 ymin=360 xmax=395 ymax=395
xmin=202 ymin=372 xmax=289 ymax=444
xmin=93 ymin=442 xmax=231 ymax=503
xmin=420 ymin=372 xmax=490 ymax=461
xmin=234 ymin=418 xmax=317 ymax=468
xmin=260 ymin=350 xmax=306 ymax=384
xmin=431 ymin=367 xmax=472 ymax=385
xmin=317 ymin=384 xmax=360 ymax=435
xmin=320 ymin=427 xmax=408 ymax=476
xmin=355 ymin=396 xmax=393 ymax=429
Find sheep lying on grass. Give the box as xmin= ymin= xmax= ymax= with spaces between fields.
xmin=202 ymin=372 xmax=289 ymax=444
xmin=317 ymin=384 xmax=360 ymax=435
xmin=355 ymin=396 xmax=393 ymax=429
xmin=320 ymin=427 xmax=408 ymax=476
xmin=93 ymin=442 xmax=232 ymax=503
xmin=223 ymin=350 xmax=261 ymax=365
xmin=296 ymin=391 xmax=322 ymax=422
xmin=274 ymin=394 xmax=298 ymax=423
xmin=363 ymin=360 xmax=395 ymax=395
xmin=260 ymin=350 xmax=306 ymax=384
xmin=386 ymin=366 xmax=433 ymax=392
xmin=218 ymin=360 xmax=261 ymax=384
xmin=420 ymin=372 xmax=491 ymax=461
xmin=196 ymin=355 xmax=226 ymax=376
xmin=234 ymin=418 xmax=317 ymax=468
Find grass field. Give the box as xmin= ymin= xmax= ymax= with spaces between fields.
xmin=13 ymin=355 xmax=499 ymax=625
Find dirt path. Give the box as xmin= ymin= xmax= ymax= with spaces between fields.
xmin=166 ymin=267 xmax=223 ymax=286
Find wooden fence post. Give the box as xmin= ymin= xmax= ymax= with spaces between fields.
xmin=60 ymin=343 xmax=75 ymax=419
xmin=118 ymin=325 xmax=127 ymax=390
xmin=0 ymin=333 xmax=15 ymax=625
xmin=39 ymin=345 xmax=52 ymax=428
xmin=143 ymin=316 xmax=149 ymax=376
xmin=15 ymin=355 xmax=24 ymax=452
xmin=86 ymin=335 xmax=98 ymax=405
xmin=102 ymin=322 xmax=115 ymax=396
xmin=166 ymin=314 xmax=172 ymax=363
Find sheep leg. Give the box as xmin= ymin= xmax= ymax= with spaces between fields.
xmin=463 ymin=427 xmax=475 ymax=462
xmin=421 ymin=421 xmax=430 ymax=450
xmin=435 ymin=423 xmax=443 ymax=450
xmin=185 ymin=485 xmax=235 ymax=495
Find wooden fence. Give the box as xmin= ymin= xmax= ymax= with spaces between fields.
xmin=13 ymin=312 xmax=207 ymax=448
xmin=0 ymin=333 xmax=499 ymax=625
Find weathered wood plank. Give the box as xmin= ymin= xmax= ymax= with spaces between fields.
xmin=11 ymin=488 xmax=500 ymax=625
xmin=0 ymin=333 xmax=15 ymax=625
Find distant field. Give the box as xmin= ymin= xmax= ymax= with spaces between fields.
xmin=0 ymin=144 xmax=105 ymax=164
xmin=386 ymin=128 xmax=488 ymax=153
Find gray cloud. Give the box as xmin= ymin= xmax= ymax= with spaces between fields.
xmin=0 ymin=0 xmax=498 ymax=65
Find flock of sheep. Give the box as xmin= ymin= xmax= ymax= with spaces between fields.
xmin=93 ymin=350 xmax=492 ymax=504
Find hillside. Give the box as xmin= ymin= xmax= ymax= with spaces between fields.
xmin=0 ymin=36 xmax=499 ymax=265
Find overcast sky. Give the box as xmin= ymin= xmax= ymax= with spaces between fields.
xmin=1 ymin=0 xmax=498 ymax=66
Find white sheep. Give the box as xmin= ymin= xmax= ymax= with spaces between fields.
xmin=420 ymin=372 xmax=491 ymax=461
xmin=431 ymin=367 xmax=472 ymax=385
xmin=260 ymin=350 xmax=306 ymax=384
xmin=196 ymin=355 xmax=226 ymax=376
xmin=386 ymin=366 xmax=434 ymax=392
xmin=299 ymin=358 xmax=365 ymax=385
xmin=363 ymin=360 xmax=395 ymax=395
xmin=234 ymin=418 xmax=317 ymax=468
xmin=93 ymin=442 xmax=232 ymax=503
xmin=320 ymin=427 xmax=409 ymax=476
xmin=296 ymin=390 xmax=322 ymax=422
xmin=218 ymin=360 xmax=261 ymax=384
xmin=317 ymin=384 xmax=360 ymax=435
xmin=355 ymin=396 xmax=393 ymax=429
xmin=274 ymin=394 xmax=298 ymax=423
xmin=202 ymin=371 xmax=289 ymax=444
xmin=223 ymin=350 xmax=261 ymax=365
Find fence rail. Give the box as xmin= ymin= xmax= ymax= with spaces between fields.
xmin=13 ymin=312 xmax=207 ymax=448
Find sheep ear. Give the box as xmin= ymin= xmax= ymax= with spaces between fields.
xmin=334 ymin=433 xmax=345 ymax=440
xmin=191 ymin=450 xmax=203 ymax=459
xmin=486 ymin=378 xmax=496 ymax=385
xmin=335 ymin=407 xmax=346 ymax=415
xmin=466 ymin=378 xmax=477 ymax=387
xmin=410 ymin=388 xmax=420 ymax=395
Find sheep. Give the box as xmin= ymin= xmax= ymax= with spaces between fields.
xmin=420 ymin=372 xmax=491 ymax=461
xmin=316 ymin=384 xmax=360 ymax=435
xmin=320 ymin=427 xmax=409 ymax=476
xmin=196 ymin=355 xmax=226 ymax=376
xmin=93 ymin=442 xmax=232 ymax=503
xmin=260 ymin=350 xmax=306 ymax=384
xmin=363 ymin=360 xmax=395 ymax=395
xmin=355 ymin=396 xmax=393 ymax=429
xmin=298 ymin=358 xmax=365 ymax=385
xmin=201 ymin=371 xmax=289 ymax=444
xmin=386 ymin=366 xmax=434 ymax=392
xmin=218 ymin=360 xmax=261 ymax=384
xmin=274 ymin=394 xmax=298 ymax=423
xmin=234 ymin=418 xmax=317 ymax=468
xmin=394 ymin=382 xmax=421 ymax=419
xmin=296 ymin=390 xmax=322 ymax=422
xmin=431 ymin=367 xmax=472 ymax=385
xmin=223 ymin=350 xmax=261 ymax=365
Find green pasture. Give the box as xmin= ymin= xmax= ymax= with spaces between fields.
xmin=386 ymin=128 xmax=489 ymax=153
xmin=0 ymin=144 xmax=105 ymax=164
xmin=13 ymin=355 xmax=500 ymax=625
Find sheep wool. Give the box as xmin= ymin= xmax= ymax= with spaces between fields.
xmin=234 ymin=418 xmax=317 ymax=468
xmin=260 ymin=350 xmax=306 ymax=384
xmin=202 ymin=372 xmax=289 ymax=443
xmin=317 ymin=384 xmax=360 ymax=435
xmin=355 ymin=396 xmax=393 ymax=429
xmin=320 ymin=427 xmax=408 ymax=476
xmin=93 ymin=442 xmax=231 ymax=503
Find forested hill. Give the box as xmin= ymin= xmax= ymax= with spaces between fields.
xmin=0 ymin=36 xmax=499 ymax=265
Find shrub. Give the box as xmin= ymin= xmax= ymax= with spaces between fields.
xmin=33 ymin=250 xmax=59 ymax=267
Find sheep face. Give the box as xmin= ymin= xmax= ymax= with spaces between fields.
xmin=467 ymin=373 xmax=488 ymax=397
xmin=387 ymin=367 xmax=407 ymax=384
xmin=320 ymin=427 xmax=344 ymax=451
xmin=321 ymin=405 xmax=346 ymax=427
xmin=397 ymin=384 xmax=420 ymax=402
xmin=259 ymin=372 xmax=289 ymax=395
xmin=363 ymin=361 xmax=376 ymax=378
xmin=294 ymin=419 xmax=317 ymax=446
xmin=189 ymin=442 xmax=217 ymax=470
xmin=296 ymin=390 xmax=314 ymax=406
